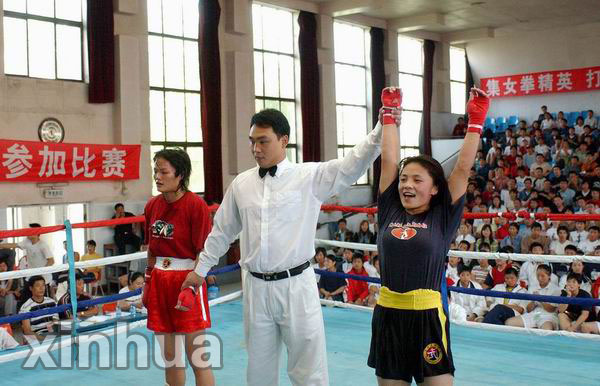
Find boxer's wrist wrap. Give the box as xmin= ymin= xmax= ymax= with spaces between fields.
xmin=381 ymin=87 xmax=402 ymax=125
xmin=466 ymin=92 xmax=490 ymax=136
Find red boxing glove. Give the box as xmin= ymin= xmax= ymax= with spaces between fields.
xmin=142 ymin=266 xmax=153 ymax=308
xmin=466 ymin=89 xmax=490 ymax=135
xmin=381 ymin=87 xmax=402 ymax=125
xmin=175 ymin=287 xmax=197 ymax=311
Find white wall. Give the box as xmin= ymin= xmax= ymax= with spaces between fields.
xmin=467 ymin=22 xmax=600 ymax=122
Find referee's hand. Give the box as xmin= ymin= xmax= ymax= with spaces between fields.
xmin=181 ymin=271 xmax=204 ymax=292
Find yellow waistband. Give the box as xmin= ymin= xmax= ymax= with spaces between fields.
xmin=377 ymin=287 xmax=442 ymax=310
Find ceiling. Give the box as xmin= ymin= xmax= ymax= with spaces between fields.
xmin=308 ymin=0 xmax=600 ymax=41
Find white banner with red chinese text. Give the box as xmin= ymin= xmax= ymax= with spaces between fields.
xmin=480 ymin=66 xmax=600 ymax=98
xmin=0 ymin=140 xmax=141 ymax=182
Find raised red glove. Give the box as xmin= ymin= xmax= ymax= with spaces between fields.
xmin=466 ymin=89 xmax=490 ymax=135
xmin=381 ymin=87 xmax=402 ymax=125
xmin=175 ymin=287 xmax=197 ymax=311
xmin=142 ymin=266 xmax=153 ymax=308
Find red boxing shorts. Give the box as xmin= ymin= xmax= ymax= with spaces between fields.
xmin=146 ymin=257 xmax=211 ymax=333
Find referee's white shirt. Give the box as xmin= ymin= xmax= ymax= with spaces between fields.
xmin=196 ymin=123 xmax=382 ymax=276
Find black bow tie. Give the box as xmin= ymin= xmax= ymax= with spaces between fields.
xmin=259 ymin=165 xmax=277 ymax=178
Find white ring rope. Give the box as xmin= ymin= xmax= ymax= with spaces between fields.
xmin=314 ymin=238 xmax=600 ymax=264
xmin=0 ymin=251 xmax=147 ymax=281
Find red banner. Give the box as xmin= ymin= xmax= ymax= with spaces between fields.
xmin=0 ymin=140 xmax=141 ymax=182
xmin=480 ymin=66 xmax=600 ymax=98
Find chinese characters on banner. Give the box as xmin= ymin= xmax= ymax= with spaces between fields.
xmin=0 ymin=140 xmax=141 ymax=182
xmin=480 ymin=66 xmax=600 ymax=98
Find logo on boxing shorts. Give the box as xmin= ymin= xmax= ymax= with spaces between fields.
xmin=162 ymin=258 xmax=172 ymax=269
xmin=391 ymin=226 xmax=417 ymax=240
xmin=423 ymin=343 xmax=443 ymax=365
xmin=151 ymin=220 xmax=174 ymax=239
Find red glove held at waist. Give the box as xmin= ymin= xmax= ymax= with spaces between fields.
xmin=381 ymin=87 xmax=402 ymax=125
xmin=466 ymin=88 xmax=490 ymax=135
xmin=142 ymin=266 xmax=153 ymax=308
xmin=175 ymin=287 xmax=197 ymax=311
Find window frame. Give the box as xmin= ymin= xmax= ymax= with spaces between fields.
xmin=3 ymin=2 xmax=85 ymax=81
xmin=449 ymin=46 xmax=467 ymax=115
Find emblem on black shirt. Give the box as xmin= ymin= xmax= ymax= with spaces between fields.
xmin=151 ymin=220 xmax=174 ymax=238
xmin=391 ymin=226 xmax=417 ymax=240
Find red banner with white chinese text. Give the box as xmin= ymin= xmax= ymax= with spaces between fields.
xmin=0 ymin=140 xmax=141 ymax=182
xmin=480 ymin=66 xmax=600 ymax=98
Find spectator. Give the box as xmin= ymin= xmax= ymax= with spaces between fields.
xmin=452 ymin=117 xmax=467 ymax=136
xmin=0 ymin=224 xmax=55 ymax=287
xmin=0 ymin=259 xmax=17 ymax=316
xmin=540 ymin=112 xmax=555 ymax=131
xmin=584 ymin=110 xmax=598 ymax=129
xmin=506 ymin=264 xmax=561 ymax=330
xmin=549 ymin=226 xmax=571 ymax=255
xmin=0 ymin=247 xmax=15 ymax=272
xmin=488 ymin=196 xmax=507 ymax=214
xmin=472 ymin=256 xmax=492 ymax=286
xmin=482 ymin=267 xmax=527 ymax=325
xmin=117 ymin=271 xmax=145 ymax=311
xmin=537 ymin=105 xmax=548 ymax=122
xmin=581 ymin=152 xmax=598 ymax=174
xmin=530 ymin=154 xmax=551 ymax=176
xmin=19 ymin=276 xmax=59 ymax=342
xmin=311 ymin=247 xmax=327 ymax=282
xmin=112 ymin=203 xmax=141 ymax=255
xmin=521 ymin=222 xmax=550 ymax=254
xmin=557 ymin=179 xmax=576 ymax=206
xmin=60 ymin=240 xmax=80 ymax=264
xmin=558 ymin=273 xmax=595 ymax=332
xmin=366 ymin=255 xmax=381 ymax=307
xmin=523 ymin=146 xmax=537 ymax=169
xmin=578 ymin=180 xmax=592 ymax=200
xmin=57 ymin=273 xmax=99 ymax=320
xmin=518 ymin=242 xmax=558 ymax=291
xmin=476 ymin=224 xmax=498 ymax=252
xmin=559 ymin=260 xmax=592 ymax=293
xmin=518 ymin=178 xmax=534 ymax=202
xmin=534 ymin=137 xmax=550 ymax=159
xmin=500 ymin=222 xmax=522 ymax=253
xmin=494 ymin=217 xmax=510 ymax=241
xmin=578 ymin=226 xmax=600 ymax=254
xmin=574 ymin=116 xmax=585 ymax=135
xmin=447 ymin=255 xmax=462 ymax=284
xmin=0 ymin=325 xmax=18 ymax=350
xmin=80 ymin=240 xmax=102 ymax=282
xmin=570 ymin=221 xmax=588 ymax=244
xmin=483 ymin=255 xmax=513 ymax=289
xmin=564 ymin=156 xmax=581 ymax=175
xmin=453 ymin=265 xmax=487 ymax=322
xmin=318 ymin=255 xmax=346 ymax=302
xmin=346 ymin=253 xmax=369 ymax=306
xmin=531 ymin=167 xmax=546 ymax=191
xmin=366 ymin=213 xmax=378 ymax=235
xmin=340 ymin=248 xmax=353 ymax=273
xmin=455 ymin=223 xmax=475 ymax=246
xmin=355 ymin=220 xmax=374 ymax=244
xmin=334 ymin=219 xmax=354 ymax=242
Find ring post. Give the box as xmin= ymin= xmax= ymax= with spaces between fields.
xmin=65 ymin=220 xmax=79 ymax=356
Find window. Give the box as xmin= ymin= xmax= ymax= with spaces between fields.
xmin=147 ymin=0 xmax=204 ymax=193
xmin=3 ymin=0 xmax=84 ymax=80
xmin=333 ymin=21 xmax=369 ymax=185
xmin=450 ymin=46 xmax=466 ymax=115
xmin=252 ymin=3 xmax=300 ymax=162
xmin=397 ymin=35 xmax=423 ymax=159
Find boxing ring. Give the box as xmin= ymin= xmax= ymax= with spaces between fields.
xmin=0 ymin=209 xmax=600 ymax=385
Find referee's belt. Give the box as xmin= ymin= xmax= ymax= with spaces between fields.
xmin=377 ymin=287 xmax=442 ymax=310
xmin=250 ymin=261 xmax=310 ymax=281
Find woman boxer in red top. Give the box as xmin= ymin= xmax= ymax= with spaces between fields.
xmin=143 ymin=148 xmax=214 ymax=386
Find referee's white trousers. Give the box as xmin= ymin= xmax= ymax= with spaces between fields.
xmin=243 ymin=267 xmax=329 ymax=386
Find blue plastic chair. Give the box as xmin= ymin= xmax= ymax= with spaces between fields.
xmin=551 ymin=112 xmax=557 ymax=120
xmin=495 ymin=117 xmax=507 ymax=133
xmin=507 ymin=115 xmax=518 ymax=127
xmin=581 ymin=110 xmax=589 ymax=119
xmin=567 ymin=112 xmax=578 ymax=126
xmin=484 ymin=117 xmax=496 ymax=130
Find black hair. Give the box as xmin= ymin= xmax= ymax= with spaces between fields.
xmin=114 ymin=203 xmax=124 ymax=210
xmin=589 ymin=225 xmax=599 ymax=232
xmin=129 ymin=271 xmax=144 ymax=284
xmin=29 ymin=223 xmax=41 ymax=228
xmin=0 ymin=258 xmax=8 ymax=267
xmin=529 ymin=242 xmax=543 ymax=252
xmin=153 ymin=148 xmax=192 ymax=192
xmin=499 ymin=245 xmax=514 ymax=253
xmin=325 ymin=254 xmax=336 ymax=262
xmin=504 ymin=267 xmax=518 ymax=277
xmin=557 ymin=225 xmax=569 ymax=235
xmin=338 ymin=218 xmax=347 ymax=224
xmin=567 ymin=272 xmax=583 ymax=284
xmin=509 ymin=222 xmax=519 ymax=230
xmin=458 ymin=265 xmax=471 ymax=275
xmin=531 ymin=222 xmax=542 ymax=230
xmin=459 ymin=240 xmax=471 ymax=249
xmin=537 ymin=264 xmax=552 ymax=276
xmin=87 ymin=239 xmax=97 ymax=247
xmin=28 ymin=275 xmax=45 ymax=288
xmin=478 ymin=242 xmax=491 ymax=251
xmin=352 ymin=252 xmax=364 ymax=262
xmin=315 ymin=247 xmax=327 ymax=257
xmin=250 ymin=109 xmax=290 ymax=138
xmin=564 ymin=244 xmax=578 ymax=253
xmin=397 ymin=155 xmax=452 ymax=210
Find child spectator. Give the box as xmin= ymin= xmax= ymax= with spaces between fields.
xmin=117 ymin=271 xmax=145 ymax=312
xmin=447 ymin=255 xmax=462 ymax=284
xmin=311 ymin=247 xmax=327 ymax=282
xmin=482 ymin=267 xmax=527 ymax=325
xmin=472 ymin=256 xmax=492 ymax=287
xmin=366 ymin=255 xmax=381 ymax=307
xmin=453 ymin=266 xmax=487 ymax=322
xmin=455 ymin=223 xmax=476 ymax=246
xmin=483 ymin=257 xmax=513 ymax=289
xmin=345 ymin=253 xmax=369 ymax=306
xmin=319 ymin=255 xmax=347 ymax=302
xmin=506 ymin=264 xmax=561 ymax=330
xmin=518 ymin=243 xmax=558 ymax=291
xmin=57 ymin=272 xmax=99 ymax=319
xmin=558 ymin=273 xmax=595 ymax=332
xmin=521 ymin=222 xmax=550 ymax=254
xmin=340 ymin=248 xmax=353 ymax=273
xmin=20 ymin=276 xmax=59 ymax=342
xmin=500 ymin=222 xmax=522 ymax=253
xmin=559 ymin=260 xmax=592 ymax=293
